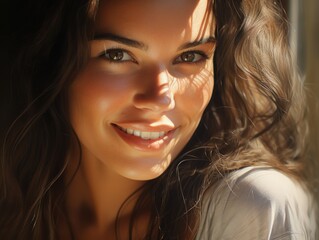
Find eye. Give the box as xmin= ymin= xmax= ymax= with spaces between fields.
xmin=174 ymin=51 xmax=208 ymax=64
xmin=100 ymin=48 xmax=136 ymax=63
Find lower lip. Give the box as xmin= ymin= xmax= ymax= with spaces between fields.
xmin=112 ymin=125 xmax=176 ymax=151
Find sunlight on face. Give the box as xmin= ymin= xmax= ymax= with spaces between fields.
xmin=68 ymin=0 xmax=215 ymax=180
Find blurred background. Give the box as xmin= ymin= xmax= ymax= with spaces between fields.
xmin=281 ymin=0 xmax=319 ymax=230
xmin=282 ymin=0 xmax=319 ymax=198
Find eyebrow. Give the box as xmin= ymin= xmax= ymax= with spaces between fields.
xmin=93 ymin=33 xmax=216 ymax=51
xmin=93 ymin=33 xmax=148 ymax=50
xmin=177 ymin=36 xmax=216 ymax=50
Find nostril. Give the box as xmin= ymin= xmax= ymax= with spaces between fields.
xmin=159 ymin=91 xmax=172 ymax=104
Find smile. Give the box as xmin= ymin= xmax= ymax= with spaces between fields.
xmin=112 ymin=123 xmax=176 ymax=151
xmin=118 ymin=126 xmax=167 ymax=140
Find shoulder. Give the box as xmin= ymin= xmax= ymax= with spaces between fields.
xmin=196 ymin=167 xmax=317 ymax=240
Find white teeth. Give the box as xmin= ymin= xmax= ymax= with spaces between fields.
xmin=133 ymin=130 xmax=141 ymax=137
xmin=127 ymin=128 xmax=134 ymax=134
xmin=149 ymin=132 xmax=160 ymax=139
xmin=121 ymin=127 xmax=167 ymax=140
xmin=141 ymin=132 xmax=151 ymax=139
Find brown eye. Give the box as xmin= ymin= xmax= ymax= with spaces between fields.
xmin=181 ymin=52 xmax=195 ymax=62
xmin=102 ymin=48 xmax=135 ymax=62
xmin=174 ymin=51 xmax=207 ymax=64
xmin=107 ymin=49 xmax=124 ymax=61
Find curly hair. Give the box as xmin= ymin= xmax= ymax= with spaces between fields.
xmin=141 ymin=1 xmax=307 ymax=238
xmin=0 ymin=0 xmax=308 ymax=239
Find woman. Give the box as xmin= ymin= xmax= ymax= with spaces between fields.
xmin=0 ymin=0 xmax=316 ymax=239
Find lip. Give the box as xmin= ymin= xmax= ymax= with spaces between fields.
xmin=112 ymin=123 xmax=177 ymax=151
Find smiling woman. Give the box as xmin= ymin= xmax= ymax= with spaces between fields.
xmin=0 ymin=0 xmax=317 ymax=239
xmin=68 ymin=0 xmax=215 ymax=183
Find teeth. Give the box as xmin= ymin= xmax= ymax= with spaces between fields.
xmin=141 ymin=132 xmax=151 ymax=139
xmin=121 ymin=127 xmax=166 ymax=140
xmin=133 ymin=130 xmax=141 ymax=137
xmin=127 ymin=128 xmax=134 ymax=134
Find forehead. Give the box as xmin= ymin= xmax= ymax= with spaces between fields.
xmin=95 ymin=0 xmax=214 ymax=43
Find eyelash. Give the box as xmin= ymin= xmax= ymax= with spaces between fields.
xmin=98 ymin=48 xmax=137 ymax=64
xmin=98 ymin=48 xmax=209 ymax=64
xmin=173 ymin=50 xmax=209 ymax=64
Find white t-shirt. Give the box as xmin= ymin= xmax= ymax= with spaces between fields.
xmin=196 ymin=167 xmax=317 ymax=240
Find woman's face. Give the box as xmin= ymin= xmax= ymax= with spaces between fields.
xmin=68 ymin=0 xmax=215 ymax=180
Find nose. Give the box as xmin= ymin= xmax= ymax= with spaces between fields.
xmin=133 ymin=67 xmax=175 ymax=112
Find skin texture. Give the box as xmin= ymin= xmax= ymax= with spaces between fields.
xmin=65 ymin=0 xmax=214 ymax=238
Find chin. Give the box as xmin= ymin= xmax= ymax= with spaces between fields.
xmin=120 ymin=162 xmax=171 ymax=181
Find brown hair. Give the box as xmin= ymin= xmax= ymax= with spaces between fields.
xmin=0 ymin=0 xmax=97 ymax=238
xmin=0 ymin=0 xmax=308 ymax=239
xmin=142 ymin=1 xmax=308 ymax=238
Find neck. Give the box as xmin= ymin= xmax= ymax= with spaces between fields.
xmin=63 ymin=148 xmax=148 ymax=238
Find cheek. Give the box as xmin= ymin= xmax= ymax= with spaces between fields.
xmin=174 ymin=67 xmax=214 ymax=117
xmin=68 ymin=69 xmax=136 ymax=121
